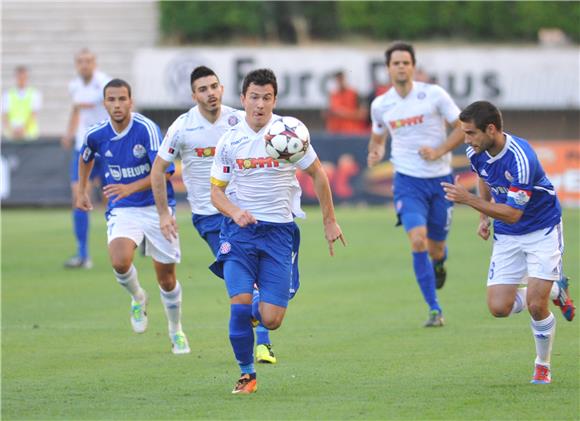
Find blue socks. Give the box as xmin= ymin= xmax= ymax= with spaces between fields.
xmin=73 ymin=209 xmax=89 ymax=259
xmin=252 ymin=289 xmax=271 ymax=345
xmin=412 ymin=251 xmax=441 ymax=313
xmin=229 ymin=304 xmax=255 ymax=374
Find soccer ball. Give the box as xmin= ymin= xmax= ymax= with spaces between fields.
xmin=264 ymin=116 xmax=310 ymax=163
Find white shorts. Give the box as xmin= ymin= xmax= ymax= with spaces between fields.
xmin=487 ymin=221 xmax=564 ymax=286
xmin=106 ymin=205 xmax=181 ymax=264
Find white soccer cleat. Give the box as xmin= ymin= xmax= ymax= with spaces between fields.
xmin=130 ymin=294 xmax=148 ymax=334
xmin=170 ymin=331 xmax=191 ymax=355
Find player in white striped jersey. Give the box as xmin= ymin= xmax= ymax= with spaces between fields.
xmin=442 ymin=101 xmax=574 ymax=384
xmin=77 ymin=79 xmax=190 ymax=355
xmin=209 ymin=68 xmax=345 ymax=394
xmin=151 ymin=66 xmax=281 ymax=364
xmin=367 ymin=42 xmax=465 ymax=327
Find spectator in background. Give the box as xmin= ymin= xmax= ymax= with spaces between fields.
xmin=2 ymin=66 xmax=42 ymax=141
xmin=324 ymin=71 xmax=368 ymax=135
xmin=61 ymin=48 xmax=111 ymax=269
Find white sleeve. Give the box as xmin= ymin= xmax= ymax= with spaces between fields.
xmin=157 ymin=118 xmax=182 ymax=162
xmin=370 ymin=98 xmax=388 ymax=135
xmin=433 ymin=85 xmax=460 ymax=124
xmin=2 ymin=92 xmax=9 ymax=113
xmin=210 ymin=132 xmax=234 ymax=185
xmin=296 ymin=143 xmax=318 ymax=170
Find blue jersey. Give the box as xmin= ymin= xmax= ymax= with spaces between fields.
xmin=467 ymin=133 xmax=561 ymax=235
xmin=80 ymin=112 xmax=175 ymax=211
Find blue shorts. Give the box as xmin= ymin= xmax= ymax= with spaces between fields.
xmin=210 ymin=218 xmax=301 ymax=307
xmin=70 ymin=150 xmax=103 ymax=183
xmin=192 ymin=213 xmax=224 ymax=256
xmin=392 ymin=172 xmax=454 ymax=242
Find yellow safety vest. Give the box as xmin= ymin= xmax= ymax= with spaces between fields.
xmin=6 ymin=88 xmax=39 ymax=140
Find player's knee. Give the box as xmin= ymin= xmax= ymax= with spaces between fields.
xmin=410 ymin=236 xmax=427 ymax=252
xmin=487 ymin=301 xmax=511 ymax=318
xmin=527 ymin=301 xmax=548 ymax=320
xmin=261 ymin=315 xmax=283 ymax=330
xmin=111 ymin=259 xmax=132 ymax=274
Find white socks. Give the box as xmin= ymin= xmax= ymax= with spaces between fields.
xmin=510 ymin=288 xmax=527 ymax=314
xmin=530 ymin=312 xmax=556 ymax=367
xmin=549 ymin=282 xmax=560 ymax=301
xmin=114 ymin=264 xmax=146 ymax=303
xmin=160 ymin=281 xmax=183 ymax=336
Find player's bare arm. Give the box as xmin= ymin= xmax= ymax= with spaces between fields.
xmin=151 ymin=156 xmax=178 ymax=241
xmin=76 ymin=157 xmax=95 ymax=211
xmin=103 ymin=175 xmax=155 ymax=203
xmin=419 ymin=120 xmax=464 ymax=161
xmin=476 ymin=178 xmax=492 ymax=240
xmin=61 ymin=106 xmax=80 ymax=149
xmin=441 ymin=176 xmax=523 ymax=224
xmin=210 ymin=183 xmax=257 ymax=227
xmin=367 ymin=132 xmax=387 ymax=167
xmin=305 ymin=158 xmax=346 ymax=256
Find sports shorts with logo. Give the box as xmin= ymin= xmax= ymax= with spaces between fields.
xmin=487 ymin=221 xmax=564 ymax=286
xmin=106 ymin=205 xmax=181 ymax=264
xmin=392 ymin=172 xmax=454 ymax=241
xmin=210 ymin=218 xmax=300 ymax=307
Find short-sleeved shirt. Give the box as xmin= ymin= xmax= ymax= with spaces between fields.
xmin=157 ymin=105 xmax=243 ymax=215
xmin=68 ymin=70 xmax=111 ymax=151
xmin=210 ymin=114 xmax=316 ymax=223
xmin=467 ymin=133 xmax=561 ymax=235
xmin=371 ymin=81 xmax=460 ymax=178
xmin=2 ymin=88 xmax=42 ymax=113
xmin=80 ymin=112 xmax=175 ymax=212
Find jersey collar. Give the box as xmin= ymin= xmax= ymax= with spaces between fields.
xmin=109 ymin=112 xmax=135 ymax=140
xmin=485 ymin=133 xmax=512 ymax=163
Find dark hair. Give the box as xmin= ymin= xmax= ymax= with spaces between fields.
xmin=459 ymin=101 xmax=503 ymax=132
xmin=385 ymin=41 xmax=416 ymax=66
xmin=15 ymin=65 xmax=28 ymax=73
xmin=242 ymin=68 xmax=277 ymax=96
xmin=190 ymin=66 xmax=218 ymax=90
xmin=103 ymin=78 xmax=132 ymax=98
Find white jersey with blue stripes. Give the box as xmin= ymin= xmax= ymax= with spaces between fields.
xmin=467 ymin=133 xmax=561 ymax=235
xmin=80 ymin=112 xmax=175 ymax=211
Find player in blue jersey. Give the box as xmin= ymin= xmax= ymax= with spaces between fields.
xmin=367 ymin=42 xmax=465 ymax=327
xmin=209 ymin=68 xmax=345 ymax=394
xmin=442 ymin=100 xmax=575 ymax=384
xmin=151 ymin=66 xmax=287 ymax=364
xmin=76 ymin=78 xmax=191 ymax=354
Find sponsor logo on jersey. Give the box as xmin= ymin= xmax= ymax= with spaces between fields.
xmin=235 ymin=157 xmax=280 ymax=170
xmin=490 ymin=185 xmax=509 ymax=195
xmin=480 ymin=169 xmax=488 ymax=177
xmin=504 ymin=171 xmax=514 ymax=182
xmin=389 ymin=114 xmax=424 ymax=129
xmin=185 ymin=126 xmax=203 ymax=132
xmin=194 ymin=147 xmax=216 ymax=157
xmin=219 ymin=241 xmax=231 ymax=255
xmin=133 ymin=144 xmax=147 ymax=159
xmin=108 ymin=163 xmax=151 ymax=181
xmin=105 ymin=150 xmax=113 ymax=158
xmin=508 ymin=186 xmax=531 ymax=205
xmin=231 ymin=136 xmax=249 ymax=146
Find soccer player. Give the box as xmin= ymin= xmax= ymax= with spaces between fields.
xmin=76 ymin=78 xmax=190 ymax=354
xmin=442 ymin=100 xmax=575 ymax=384
xmin=209 ymin=68 xmax=345 ymax=394
xmin=61 ymin=49 xmax=110 ymax=269
xmin=367 ymin=42 xmax=465 ymax=327
xmin=151 ymin=66 xmax=280 ymax=364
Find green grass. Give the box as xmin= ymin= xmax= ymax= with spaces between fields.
xmin=2 ymin=206 xmax=579 ymax=420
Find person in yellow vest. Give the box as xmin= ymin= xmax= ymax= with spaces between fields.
xmin=2 ymin=66 xmax=42 ymax=141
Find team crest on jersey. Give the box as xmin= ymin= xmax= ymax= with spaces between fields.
xmin=508 ymin=187 xmax=531 ymax=205
xmin=220 ymin=242 xmax=231 ymax=255
xmin=82 ymin=148 xmax=92 ymax=161
xmin=133 ymin=144 xmax=147 ymax=159
xmin=108 ymin=165 xmax=122 ymax=181
xmin=228 ymin=115 xmax=239 ymax=126
xmin=504 ymin=171 xmax=514 ymax=182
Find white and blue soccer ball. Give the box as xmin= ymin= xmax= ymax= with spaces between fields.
xmin=264 ymin=116 xmax=310 ymax=163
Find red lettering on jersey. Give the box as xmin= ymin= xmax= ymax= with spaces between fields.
xmin=389 ymin=114 xmax=424 ymax=130
xmin=194 ymin=147 xmax=216 ymax=157
xmin=235 ymin=157 xmax=280 ymax=169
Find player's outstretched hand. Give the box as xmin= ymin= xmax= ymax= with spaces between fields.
xmin=232 ymin=209 xmax=257 ymax=228
xmin=103 ymin=184 xmax=133 ymax=203
xmin=76 ymin=191 xmax=93 ymax=211
xmin=477 ymin=216 xmax=491 ymax=241
xmin=159 ymin=213 xmax=178 ymax=241
xmin=418 ymin=146 xmax=441 ymax=161
xmin=324 ymin=221 xmax=346 ymax=257
xmin=441 ymin=176 xmax=470 ymax=204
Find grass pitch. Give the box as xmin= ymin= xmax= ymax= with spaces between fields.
xmin=2 ymin=206 xmax=579 ymax=420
